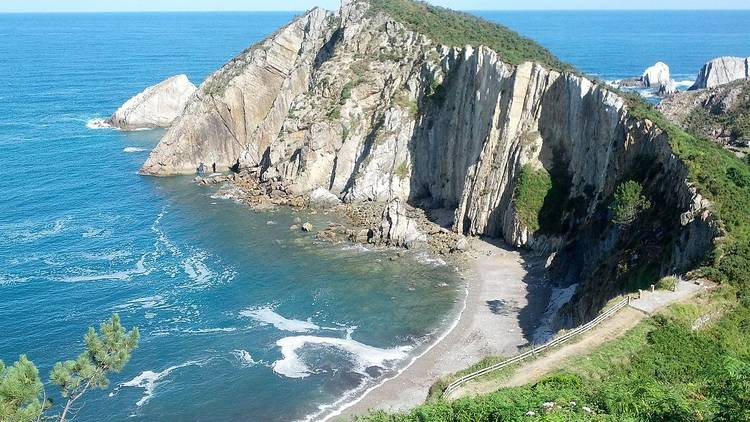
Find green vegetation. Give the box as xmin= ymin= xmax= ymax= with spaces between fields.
xmin=394 ymin=91 xmax=419 ymax=118
xmin=684 ymin=82 xmax=750 ymax=141
xmin=366 ymin=0 xmax=571 ymax=71
xmin=609 ymin=180 xmax=652 ymax=225
xmin=395 ymin=160 xmax=410 ymax=179
xmin=357 ymin=290 xmax=750 ymax=421
xmin=624 ymin=94 xmax=750 ymax=288
xmin=0 ymin=315 xmax=138 ymax=422
xmin=513 ymin=165 xmax=552 ymax=232
xmin=656 ymin=275 xmax=678 ymax=291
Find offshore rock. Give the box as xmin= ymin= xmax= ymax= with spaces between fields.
xmin=690 ymin=56 xmax=750 ymax=90
xmin=642 ymin=62 xmax=671 ymax=88
xmin=108 ymin=75 xmax=196 ymax=130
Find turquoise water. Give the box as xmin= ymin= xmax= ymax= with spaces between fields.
xmin=1 ymin=10 xmax=748 ymax=422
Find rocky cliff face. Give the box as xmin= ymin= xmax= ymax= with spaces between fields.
xmin=109 ymin=75 xmax=196 ymax=130
xmin=141 ymin=0 xmax=719 ymax=322
xmin=691 ymin=56 xmax=750 ymax=90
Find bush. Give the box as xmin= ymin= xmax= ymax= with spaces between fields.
xmin=609 ymin=180 xmax=651 ymax=225
xmin=513 ymin=165 xmax=552 ymax=233
xmin=656 ymin=276 xmax=678 ymax=291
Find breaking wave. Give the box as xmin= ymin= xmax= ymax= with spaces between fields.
xmin=123 ymin=147 xmax=149 ymax=153
xmin=271 ymin=335 xmax=411 ymax=379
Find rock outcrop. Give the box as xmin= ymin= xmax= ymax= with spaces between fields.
xmin=377 ymin=199 xmax=426 ymax=248
xmin=660 ymin=79 xmax=750 ymax=148
xmin=108 ymin=75 xmax=197 ymax=130
xmin=690 ymin=56 xmax=750 ymax=90
xmin=642 ymin=62 xmax=671 ymax=88
xmin=139 ymin=0 xmax=720 ymax=323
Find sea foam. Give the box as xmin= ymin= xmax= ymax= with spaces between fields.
xmin=123 ymin=147 xmax=149 ymax=153
xmin=86 ymin=118 xmax=112 ymax=129
xmin=240 ymin=307 xmax=320 ymax=333
xmin=112 ymin=360 xmax=206 ymax=407
xmin=272 ymin=335 xmax=412 ymax=379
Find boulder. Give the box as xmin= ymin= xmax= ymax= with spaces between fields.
xmin=658 ymin=79 xmax=677 ymax=96
xmin=301 ymin=222 xmax=314 ymax=232
xmin=378 ymin=199 xmax=426 ymax=248
xmin=691 ymin=56 xmax=750 ymax=90
xmin=108 ymin=75 xmax=196 ymax=130
xmin=309 ymin=187 xmax=341 ymax=207
xmin=642 ymin=62 xmax=671 ymax=88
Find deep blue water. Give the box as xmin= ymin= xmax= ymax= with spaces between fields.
xmin=1 ymin=10 xmax=748 ymax=422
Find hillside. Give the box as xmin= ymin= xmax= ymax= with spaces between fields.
xmin=366 ymin=0 xmax=571 ymax=71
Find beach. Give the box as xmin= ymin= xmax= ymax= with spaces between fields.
xmin=331 ymin=238 xmax=551 ymax=420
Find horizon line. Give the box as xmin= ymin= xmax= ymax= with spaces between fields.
xmin=1 ymin=8 xmax=748 ymax=14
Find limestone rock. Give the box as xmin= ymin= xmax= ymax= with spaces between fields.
xmin=378 ymin=199 xmax=426 ymax=248
xmin=658 ymin=79 xmax=677 ymax=96
xmin=691 ymin=56 xmax=750 ymax=90
xmin=108 ymin=75 xmax=196 ymax=130
xmin=642 ymin=62 xmax=671 ymax=88
xmin=301 ymin=223 xmax=313 ymax=232
xmin=309 ymin=187 xmax=341 ymax=207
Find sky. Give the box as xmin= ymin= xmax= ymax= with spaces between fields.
xmin=0 ymin=0 xmax=748 ymax=13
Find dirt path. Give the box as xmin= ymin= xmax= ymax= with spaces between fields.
xmin=448 ymin=281 xmax=705 ymax=400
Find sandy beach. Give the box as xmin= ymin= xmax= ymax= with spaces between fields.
xmin=330 ymin=238 xmax=551 ymax=420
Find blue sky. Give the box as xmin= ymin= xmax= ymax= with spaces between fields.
xmin=0 ymin=0 xmax=747 ymax=12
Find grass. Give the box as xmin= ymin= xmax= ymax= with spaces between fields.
xmin=365 ymin=0 xmax=571 ymax=72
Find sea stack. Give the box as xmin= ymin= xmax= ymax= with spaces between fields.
xmin=690 ymin=56 xmax=750 ymax=90
xmin=108 ymin=74 xmax=197 ymax=130
xmin=642 ymin=62 xmax=671 ymax=88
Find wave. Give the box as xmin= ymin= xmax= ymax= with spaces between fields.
xmin=86 ymin=118 xmax=112 ymax=130
xmin=240 ymin=307 xmax=320 ymax=333
xmin=80 ymin=250 xmax=131 ymax=261
xmin=674 ymin=79 xmax=695 ymax=89
xmin=123 ymin=147 xmax=149 ymax=153
xmin=111 ymin=360 xmax=207 ymax=407
xmin=113 ymin=295 xmax=167 ymax=311
xmin=272 ymin=335 xmax=412 ymax=379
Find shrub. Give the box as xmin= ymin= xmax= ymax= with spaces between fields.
xmin=513 ymin=165 xmax=552 ymax=233
xmin=609 ymin=180 xmax=651 ymax=225
xmin=656 ymin=276 xmax=678 ymax=291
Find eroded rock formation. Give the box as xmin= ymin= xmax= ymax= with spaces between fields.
xmin=690 ymin=56 xmax=750 ymax=90
xmin=108 ymin=75 xmax=196 ymax=130
xmin=642 ymin=62 xmax=671 ymax=88
xmin=139 ymin=0 xmax=720 ymax=323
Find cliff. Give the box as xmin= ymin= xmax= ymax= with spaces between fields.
xmin=108 ymin=75 xmax=196 ymax=130
xmin=140 ymin=0 xmax=721 ymax=323
xmin=690 ymin=56 xmax=750 ymax=90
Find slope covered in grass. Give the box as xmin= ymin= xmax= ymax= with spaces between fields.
xmin=366 ymin=0 xmax=571 ymax=71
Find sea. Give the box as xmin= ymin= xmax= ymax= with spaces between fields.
xmin=0 ymin=10 xmax=748 ymax=422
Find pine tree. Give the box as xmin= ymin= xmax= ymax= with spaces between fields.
xmin=0 ymin=355 xmax=45 ymax=422
xmin=50 ymin=314 xmax=139 ymax=422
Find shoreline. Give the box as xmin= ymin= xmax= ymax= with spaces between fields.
xmin=328 ymin=238 xmax=552 ymax=420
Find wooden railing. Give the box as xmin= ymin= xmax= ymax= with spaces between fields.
xmin=441 ymin=296 xmax=631 ymax=399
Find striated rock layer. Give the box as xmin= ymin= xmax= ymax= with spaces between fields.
xmin=109 ymin=75 xmax=196 ymax=130
xmin=141 ymin=0 xmax=719 ymax=323
xmin=690 ymin=56 xmax=750 ymax=90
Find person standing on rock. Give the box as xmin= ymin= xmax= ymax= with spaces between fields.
xmin=212 ymin=163 xmax=216 ymax=173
